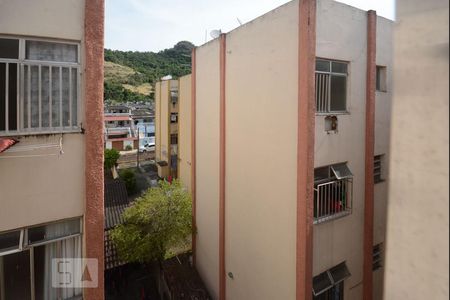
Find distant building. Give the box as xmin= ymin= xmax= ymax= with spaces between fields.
xmin=190 ymin=0 xmax=392 ymax=299
xmin=0 ymin=1 xmax=104 ymax=299
xmin=104 ymin=106 xmax=138 ymax=151
xmin=154 ymin=75 xmax=191 ymax=185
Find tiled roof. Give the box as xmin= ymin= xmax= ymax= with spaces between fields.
xmin=104 ymin=179 xmax=130 ymax=270
xmin=104 ymin=229 xmax=126 ymax=270
xmin=105 ymin=179 xmax=129 ymax=208
xmin=162 ymin=253 xmax=211 ymax=299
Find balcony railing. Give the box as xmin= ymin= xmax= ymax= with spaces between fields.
xmin=1 ymin=60 xmax=80 ymax=136
xmin=313 ymin=178 xmax=352 ymax=224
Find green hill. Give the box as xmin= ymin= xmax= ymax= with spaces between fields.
xmin=104 ymin=41 xmax=194 ymax=103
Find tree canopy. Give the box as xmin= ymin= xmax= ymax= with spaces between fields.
xmin=110 ymin=180 xmax=192 ymax=263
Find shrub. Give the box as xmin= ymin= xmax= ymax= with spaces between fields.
xmin=111 ymin=179 xmax=192 ymax=263
xmin=120 ymin=169 xmax=136 ymax=194
xmin=125 ymin=144 xmax=133 ymax=151
xmin=104 ymin=148 xmax=120 ymax=170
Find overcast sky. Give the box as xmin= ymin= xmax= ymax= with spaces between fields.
xmin=105 ymin=0 xmax=395 ymax=52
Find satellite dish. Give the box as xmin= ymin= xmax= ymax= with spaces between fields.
xmin=210 ymin=29 xmax=222 ymax=39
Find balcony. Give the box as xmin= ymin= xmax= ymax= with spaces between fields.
xmin=313 ymin=163 xmax=353 ymax=224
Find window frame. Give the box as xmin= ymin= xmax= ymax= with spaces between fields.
xmin=376 ymin=65 xmax=387 ymax=92
xmin=315 ymin=58 xmax=350 ymax=115
xmin=374 ymin=154 xmax=385 ymax=184
xmin=373 ymin=243 xmax=383 ymax=271
xmin=0 ymin=35 xmax=82 ymax=136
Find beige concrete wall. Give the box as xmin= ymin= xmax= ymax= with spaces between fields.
xmin=178 ymin=75 xmax=192 ymax=192
xmin=155 ymin=82 xmax=162 ymax=161
xmin=159 ymin=80 xmax=170 ymax=163
xmin=195 ymin=39 xmax=221 ymax=299
xmin=373 ymin=16 xmax=393 ymax=300
xmin=224 ymin=1 xmax=298 ymax=299
xmin=0 ymin=0 xmax=84 ymax=41
xmin=314 ymin=1 xmax=393 ymax=299
xmin=384 ymin=1 xmax=449 ymax=299
xmin=0 ymin=0 xmax=86 ymax=232
xmin=0 ymin=134 xmax=85 ymax=231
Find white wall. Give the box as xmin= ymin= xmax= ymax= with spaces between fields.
xmin=195 ymin=40 xmax=221 ymax=299
xmin=384 ymin=0 xmax=449 ymax=299
xmin=224 ymin=1 xmax=298 ymax=299
xmin=373 ymin=16 xmax=393 ymax=300
xmin=0 ymin=0 xmax=86 ymax=231
xmin=314 ymin=1 xmax=392 ymax=299
xmin=0 ymin=0 xmax=84 ymax=41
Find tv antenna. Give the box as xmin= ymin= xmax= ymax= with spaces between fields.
xmin=237 ymin=17 xmax=243 ymax=25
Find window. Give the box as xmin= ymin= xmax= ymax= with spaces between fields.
xmin=376 ymin=66 xmax=387 ymax=92
xmin=0 ymin=218 xmax=82 ymax=300
xmin=27 ymin=218 xmax=81 ymax=246
xmin=315 ymin=59 xmax=348 ymax=113
xmin=0 ymin=230 xmax=22 ymax=255
xmin=313 ymin=262 xmax=350 ymax=299
xmin=170 ymin=134 xmax=178 ymax=145
xmin=170 ymin=113 xmax=178 ymax=123
xmin=0 ymin=37 xmax=80 ymax=136
xmin=374 ymin=154 xmax=385 ymax=183
xmin=373 ymin=243 xmax=383 ymax=271
xmin=314 ymin=163 xmax=353 ymax=224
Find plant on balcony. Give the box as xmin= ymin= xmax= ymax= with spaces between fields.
xmin=110 ymin=179 xmax=192 ymax=263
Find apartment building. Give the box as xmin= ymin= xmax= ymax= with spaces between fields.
xmin=190 ymin=0 xmax=392 ymax=299
xmin=155 ymin=75 xmax=192 ymax=186
xmin=384 ymin=0 xmax=449 ymax=299
xmin=104 ymin=108 xmax=138 ymax=151
xmin=0 ymin=1 xmax=104 ymax=299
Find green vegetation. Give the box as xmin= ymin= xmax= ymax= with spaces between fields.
xmin=104 ymin=149 xmax=120 ymax=170
xmin=119 ymin=169 xmax=137 ymax=195
xmin=104 ymin=41 xmax=194 ymax=103
xmin=111 ymin=180 xmax=192 ymax=263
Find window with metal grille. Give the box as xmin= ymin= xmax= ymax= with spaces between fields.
xmin=374 ymin=154 xmax=384 ymax=183
xmin=315 ymin=59 xmax=348 ymax=113
xmin=0 ymin=37 xmax=80 ymax=136
xmin=314 ymin=163 xmax=353 ymax=224
xmin=373 ymin=243 xmax=383 ymax=270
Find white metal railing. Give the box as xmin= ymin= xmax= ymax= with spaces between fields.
xmin=0 ymin=60 xmax=80 ymax=136
xmin=313 ymin=178 xmax=352 ymax=224
xmin=315 ymin=72 xmax=330 ymax=113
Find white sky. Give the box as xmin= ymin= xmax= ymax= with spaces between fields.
xmin=105 ymin=0 xmax=395 ymax=51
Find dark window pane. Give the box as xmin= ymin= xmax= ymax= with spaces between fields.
xmin=3 ymin=251 xmax=32 ymax=300
xmin=0 ymin=38 xmax=19 ymax=59
xmin=330 ymin=75 xmax=346 ymax=111
xmin=0 ymin=63 xmax=5 ymax=131
xmin=314 ymin=167 xmax=330 ymax=182
xmin=0 ymin=230 xmax=21 ymax=252
xmin=313 ymin=271 xmax=333 ymax=296
xmin=332 ymin=62 xmax=347 ymax=74
xmin=316 ymin=59 xmax=330 ymax=72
